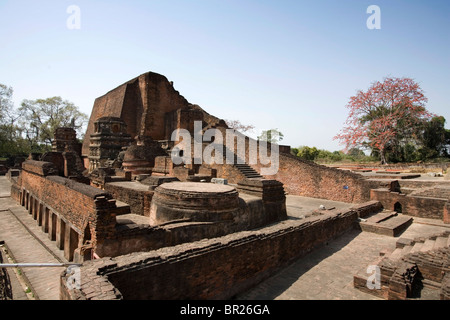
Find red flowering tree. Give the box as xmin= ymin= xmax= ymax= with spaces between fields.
xmin=334 ymin=77 xmax=433 ymax=164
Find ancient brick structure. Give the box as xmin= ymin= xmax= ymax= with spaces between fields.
xmin=121 ymin=136 xmax=167 ymax=175
xmin=88 ymin=117 xmax=132 ymax=172
xmin=370 ymin=185 xmax=450 ymax=222
xmin=10 ymin=158 xmax=290 ymax=262
xmin=7 ymin=70 xmax=450 ymax=301
xmin=81 ymin=72 xmax=214 ymax=159
xmin=149 ymin=182 xmax=241 ymax=225
xmin=354 ymin=231 xmax=450 ymax=300
xmin=61 ymin=206 xmax=357 ymax=300
xmin=12 ymin=160 xmax=129 ymax=261
xmin=52 ymin=127 xmax=81 ymax=154
xmin=78 ymin=71 xmax=387 ymax=205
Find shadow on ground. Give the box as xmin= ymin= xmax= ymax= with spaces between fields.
xmin=236 ymin=227 xmax=362 ymax=300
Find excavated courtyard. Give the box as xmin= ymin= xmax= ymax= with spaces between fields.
xmin=1 ymin=175 xmax=448 ymax=300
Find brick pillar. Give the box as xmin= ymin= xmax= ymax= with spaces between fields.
xmin=444 ymin=202 xmax=450 ymax=224
xmin=91 ymin=196 xmax=118 ymax=257
xmin=42 ymin=207 xmax=49 ymax=233
xmin=48 ymin=212 xmax=57 ymax=241
xmin=37 ymin=203 xmax=43 ymax=226
xmin=56 ymin=217 xmax=66 ymax=250
xmin=237 ymin=179 xmax=288 ymax=226
xmin=64 ymin=225 xmax=79 ymax=262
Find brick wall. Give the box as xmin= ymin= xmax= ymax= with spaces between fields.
xmin=82 ymin=72 xmax=192 ymax=157
xmin=104 ymin=182 xmax=154 ymax=217
xmin=61 ymin=208 xmax=358 ymax=300
xmin=17 ymin=160 xmax=119 ymax=256
xmin=258 ymin=153 xmax=376 ymax=203
xmin=217 ymin=133 xmax=377 ymax=203
xmin=370 ymin=189 xmax=447 ymax=220
xmin=444 ymin=203 xmax=450 ymax=224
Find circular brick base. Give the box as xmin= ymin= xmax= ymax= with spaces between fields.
xmin=149 ymin=182 xmax=240 ymax=225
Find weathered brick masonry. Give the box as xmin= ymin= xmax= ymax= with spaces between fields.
xmin=13 ymin=160 xmax=123 ymax=260
xmin=61 ymin=208 xmax=357 ymax=300
xmin=257 ymin=153 xmax=378 ymax=203
xmin=370 ymin=188 xmax=449 ymax=220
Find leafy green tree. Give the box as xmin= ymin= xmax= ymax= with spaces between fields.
xmin=296 ymin=146 xmax=319 ymax=161
xmin=258 ymin=128 xmax=284 ymax=143
xmin=0 ymin=84 xmax=28 ymax=157
xmin=347 ymin=148 xmax=365 ymax=158
xmin=419 ymin=116 xmax=449 ymax=158
xmin=0 ymin=84 xmax=14 ymax=123
xmin=290 ymin=147 xmax=299 ymax=156
xmin=19 ymin=96 xmax=88 ymax=148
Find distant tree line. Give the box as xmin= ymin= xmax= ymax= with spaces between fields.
xmin=0 ymin=83 xmax=88 ymax=159
xmin=293 ymin=117 xmax=450 ymax=165
xmin=291 ymin=146 xmax=377 ymax=163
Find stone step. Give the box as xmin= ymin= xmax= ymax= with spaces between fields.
xmin=422 ymin=279 xmax=442 ymax=290
xmin=396 ymin=238 xmax=414 ymax=249
xmin=388 ymin=248 xmax=404 ymax=261
xmin=433 ymin=236 xmax=448 ymax=250
xmin=420 ymin=239 xmax=436 ymax=252
xmin=410 ymin=242 xmax=423 ymax=253
xmin=359 ymin=212 xmax=413 ymax=237
xmin=240 ymin=169 xmax=260 ymax=173
xmin=365 ymin=210 xmax=397 ymax=224
xmin=239 ymin=169 xmax=260 ymax=174
xmin=401 ymin=245 xmax=413 ymax=256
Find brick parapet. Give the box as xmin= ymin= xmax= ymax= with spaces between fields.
xmin=61 ymin=207 xmax=358 ymax=300
xmin=17 ymin=161 xmax=120 ymax=255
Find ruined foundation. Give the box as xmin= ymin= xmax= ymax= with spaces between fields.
xmin=61 ymin=207 xmax=357 ymax=300
xmin=5 ymin=71 xmax=450 ymax=301
xmin=149 ymin=182 xmax=240 ymax=225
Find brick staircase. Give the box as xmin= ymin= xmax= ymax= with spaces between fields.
xmin=217 ymin=146 xmax=263 ymax=179
xmin=391 ymin=232 xmax=450 ymax=260
xmin=233 ymin=163 xmax=263 ymax=179
xmin=354 ymin=230 xmax=450 ymax=300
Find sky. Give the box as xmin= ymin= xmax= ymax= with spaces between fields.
xmin=0 ymin=0 xmax=449 ymax=151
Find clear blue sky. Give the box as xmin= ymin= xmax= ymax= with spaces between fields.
xmin=1 ymin=0 xmax=449 ymax=151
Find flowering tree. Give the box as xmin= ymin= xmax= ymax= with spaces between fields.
xmin=334 ymin=77 xmax=433 ymax=164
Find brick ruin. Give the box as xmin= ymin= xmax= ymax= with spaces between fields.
xmin=5 ymin=71 xmax=450 ymax=300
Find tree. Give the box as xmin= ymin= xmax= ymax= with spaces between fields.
xmin=347 ymin=147 xmax=366 ymax=158
xmin=258 ymin=128 xmax=284 ymax=143
xmin=19 ymin=97 xmax=88 ymax=149
xmin=419 ymin=116 xmax=449 ymax=158
xmin=334 ymin=77 xmax=433 ymax=164
xmin=225 ymin=119 xmax=255 ymax=133
xmin=0 ymin=84 xmax=27 ymax=156
xmin=0 ymin=84 xmax=14 ymax=123
xmin=297 ymin=146 xmax=319 ymax=160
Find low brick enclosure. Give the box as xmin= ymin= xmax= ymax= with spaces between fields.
xmin=61 ymin=207 xmax=358 ymax=300
xmin=11 ymin=160 xmax=127 ymax=261
xmin=11 ymin=160 xmax=291 ymax=260
xmin=258 ymin=153 xmax=380 ymax=203
xmin=370 ymin=188 xmax=450 ymax=222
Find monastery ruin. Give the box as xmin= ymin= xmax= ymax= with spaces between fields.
xmin=2 ymin=71 xmax=450 ymax=300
